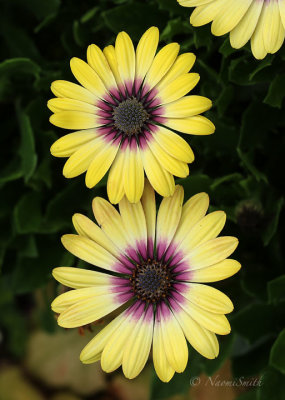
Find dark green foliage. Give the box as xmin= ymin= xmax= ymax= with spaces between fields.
xmin=0 ymin=0 xmax=284 ymax=398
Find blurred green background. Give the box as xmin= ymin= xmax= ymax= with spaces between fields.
xmin=0 ymin=0 xmax=285 ymax=399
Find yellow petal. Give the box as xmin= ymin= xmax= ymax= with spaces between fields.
xmin=50 ymin=130 xmax=97 ymax=158
xmin=70 ymin=57 xmax=106 ymax=98
xmin=141 ymin=179 xmax=156 ymax=255
xmin=48 ymin=98 xmax=97 ymax=114
xmin=87 ymin=44 xmax=117 ymax=89
xmin=280 ymin=0 xmax=285 ymax=28
xmin=148 ymin=139 xmax=189 ymax=178
xmin=182 ymin=211 xmax=226 ymax=250
xmin=107 ymin=149 xmax=126 ymax=204
xmin=51 ymin=80 xmax=97 ymax=104
xmin=158 ymin=73 xmax=200 ymax=104
xmin=191 ymin=258 xmax=241 ymax=282
xmin=101 ymin=311 xmax=136 ymax=372
xmin=140 ymin=142 xmax=175 ymax=197
xmin=50 ymin=111 xmax=99 ymax=130
xmin=80 ymin=311 xmax=125 ymax=364
xmin=156 ymin=185 xmax=184 ymax=258
xmin=136 ymin=26 xmax=159 ymax=80
xmin=156 ymin=53 xmax=196 ymax=91
xmin=115 ymin=31 xmax=135 ymax=86
xmin=85 ymin=141 xmax=118 ymax=189
xmin=165 ymin=115 xmax=215 ymax=135
xmin=262 ymin=1 xmax=281 ymax=53
xmin=122 ymin=309 xmax=153 ymax=379
xmin=103 ymin=45 xmax=124 ymax=87
xmin=52 ymin=266 xmax=110 ymax=289
xmin=184 ymin=300 xmax=231 ymax=335
xmin=174 ymin=192 xmax=209 ymax=245
xmin=52 ymin=286 xmax=111 ymax=313
xmin=190 ymin=0 xmax=228 ymax=27
xmin=123 ymin=142 xmax=144 ymax=203
xmin=153 ymin=126 xmax=194 ymax=163
xmin=164 ymin=95 xmax=212 ymax=118
xmin=145 ymin=43 xmax=180 ymax=89
xmin=183 ymin=283 xmax=233 ymax=314
xmin=153 ymin=318 xmax=175 ymax=382
xmin=72 ymin=213 xmax=118 ymax=257
xmin=119 ymin=196 xmax=147 ymax=252
xmin=57 ymin=293 xmax=122 ymax=328
xmin=251 ymin=6 xmax=267 ymax=60
xmin=61 ymin=234 xmax=118 ymax=272
xmin=62 ymin=137 xmax=101 ymax=178
xmin=211 ymin=0 xmax=252 ymax=36
xmin=174 ymin=301 xmax=219 ymax=359
xmin=230 ymin=0 xmax=263 ymax=49
xmin=187 ymin=236 xmax=239 ymax=270
xmin=161 ymin=307 xmax=188 ymax=372
xmin=92 ymin=197 xmax=129 ymax=251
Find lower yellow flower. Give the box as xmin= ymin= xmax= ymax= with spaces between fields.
xmin=51 ymin=181 xmax=240 ymax=382
xmin=178 ymin=0 xmax=285 ymax=59
xmin=48 ymin=27 xmax=214 ymax=203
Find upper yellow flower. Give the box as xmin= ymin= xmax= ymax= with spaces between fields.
xmin=48 ymin=27 xmax=214 ymax=203
xmin=51 ymin=181 xmax=240 ymax=382
xmin=178 ymin=0 xmax=285 ymax=59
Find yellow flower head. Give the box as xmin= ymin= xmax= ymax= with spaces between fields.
xmin=178 ymin=0 xmax=285 ymax=59
xmin=51 ymin=181 xmax=240 ymax=382
xmin=48 ymin=27 xmax=214 ymax=203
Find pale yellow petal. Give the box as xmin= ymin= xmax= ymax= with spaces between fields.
xmin=163 ymin=95 xmax=212 ymax=118
xmin=107 ymin=149 xmax=126 ymax=204
xmin=123 ymin=142 xmax=144 ymax=203
xmin=136 ymin=26 xmax=159 ymax=80
xmin=50 ymin=130 xmax=97 ymax=158
xmin=164 ymin=115 xmax=215 ymax=135
xmin=158 ymin=73 xmax=200 ymax=104
xmin=87 ymin=44 xmax=117 ymax=89
xmin=50 ymin=111 xmax=99 ymax=130
xmin=51 ymin=80 xmax=97 ymax=104
xmin=52 ymin=266 xmax=110 ymax=289
xmin=191 ymin=259 xmax=241 ymax=282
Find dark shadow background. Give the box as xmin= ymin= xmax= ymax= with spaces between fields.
xmin=0 ymin=0 xmax=285 ymax=399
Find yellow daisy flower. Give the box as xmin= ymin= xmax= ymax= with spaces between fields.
xmin=51 ymin=180 xmax=240 ymax=382
xmin=48 ymin=27 xmax=214 ymax=203
xmin=178 ymin=0 xmax=285 ymax=59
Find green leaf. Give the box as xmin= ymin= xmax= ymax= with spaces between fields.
xmin=14 ymin=192 xmax=42 ymax=234
xmin=16 ymin=103 xmax=38 ymax=182
xmin=257 ymin=368 xmax=285 ymax=400
xmin=264 ymin=74 xmax=285 ymax=108
xmin=0 ymin=58 xmax=40 ymax=78
xmin=268 ymin=275 xmax=285 ymax=304
xmin=269 ymin=329 xmax=285 ymax=374
xmin=262 ymin=197 xmax=284 ymax=246
xmin=102 ymin=3 xmax=168 ymax=39
xmin=231 ymin=302 xmax=285 ymax=343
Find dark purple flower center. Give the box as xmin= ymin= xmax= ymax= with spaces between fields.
xmin=130 ymin=259 xmax=172 ymax=302
xmin=113 ymin=97 xmax=149 ymax=135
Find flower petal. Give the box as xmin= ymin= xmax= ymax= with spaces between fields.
xmin=145 ymin=43 xmax=180 ymax=89
xmin=87 ymin=44 xmax=118 ymax=90
xmin=123 ymin=140 xmax=144 ymax=203
xmin=158 ymin=73 xmax=200 ymax=104
xmin=156 ymin=185 xmax=184 ymax=259
xmin=136 ymin=26 xmax=159 ymax=81
xmin=107 ymin=149 xmax=126 ymax=204
xmin=85 ymin=140 xmax=119 ymax=188
xmin=115 ymin=31 xmax=135 ymax=90
xmin=153 ymin=126 xmax=194 ymax=163
xmin=163 ymin=95 xmax=212 ymax=118
xmin=164 ymin=115 xmax=215 ymax=135
xmin=61 ymin=234 xmax=120 ymax=272
xmin=51 ymin=80 xmax=97 ymax=104
xmin=122 ymin=306 xmax=153 ymax=379
xmin=50 ymin=111 xmax=99 ymax=130
xmin=50 ymin=130 xmax=97 ymax=158
xmin=190 ymin=259 xmax=241 ymax=282
xmin=70 ymin=57 xmax=106 ymax=98
xmin=48 ymin=98 xmax=98 ymax=114
xmin=52 ymin=267 xmax=110 ymax=289
xmin=141 ymin=179 xmax=156 ymax=258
